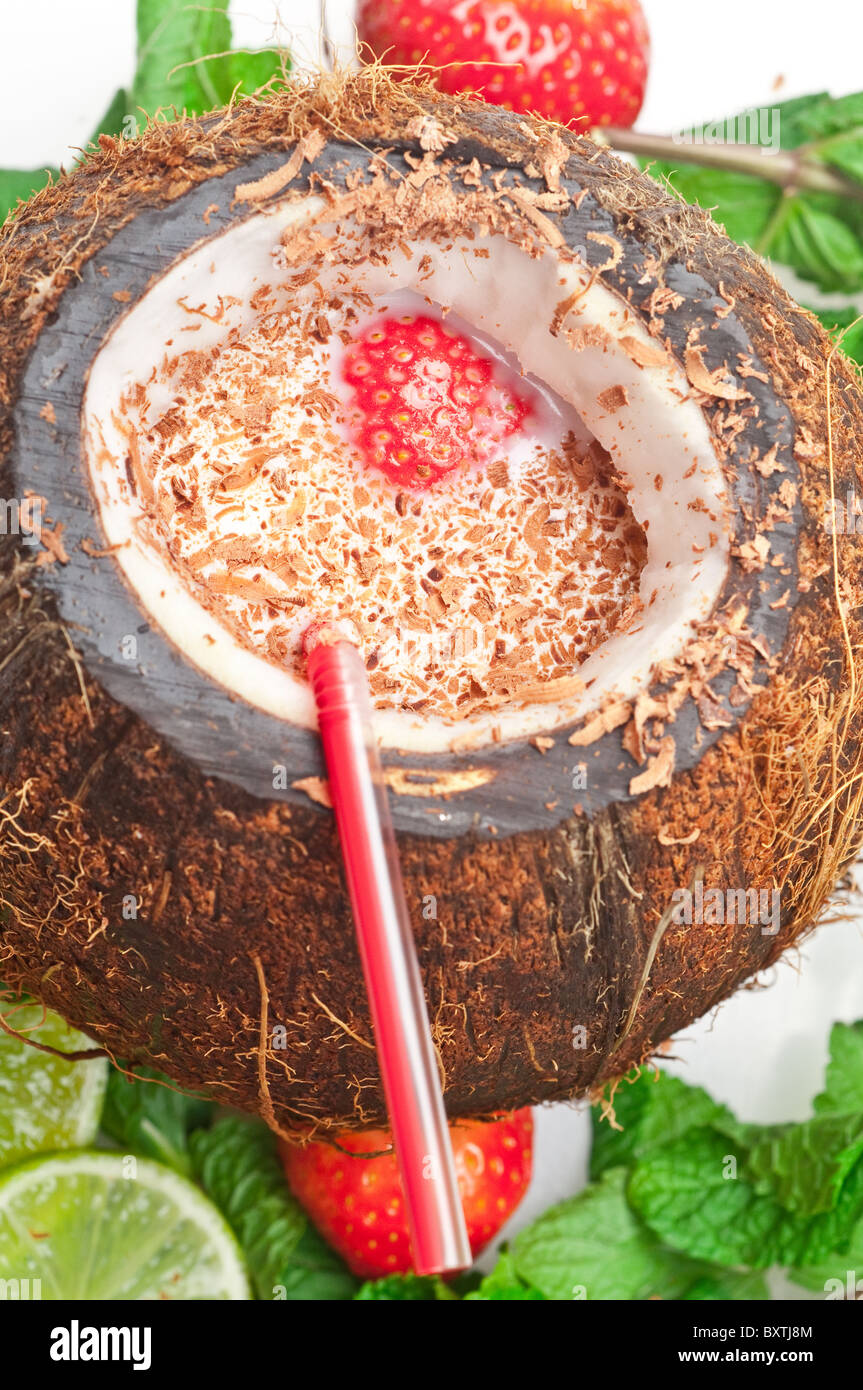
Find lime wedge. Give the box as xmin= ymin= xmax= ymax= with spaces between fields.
xmin=0 ymin=1150 xmax=251 ymax=1299
xmin=0 ymin=999 xmax=108 ymax=1168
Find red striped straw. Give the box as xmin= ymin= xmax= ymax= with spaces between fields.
xmin=304 ymin=623 xmax=471 ymax=1276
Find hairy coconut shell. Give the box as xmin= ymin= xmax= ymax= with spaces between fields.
xmin=1 ymin=72 xmax=863 ymax=1132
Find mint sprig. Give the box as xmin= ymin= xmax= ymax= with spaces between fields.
xmin=635 ymin=92 xmax=863 ymax=294
xmin=100 ymin=1063 xmax=212 ymax=1176
xmin=190 ymin=1116 xmax=358 ymax=1301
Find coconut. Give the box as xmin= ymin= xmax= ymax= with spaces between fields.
xmin=1 ymin=70 xmax=863 ymax=1133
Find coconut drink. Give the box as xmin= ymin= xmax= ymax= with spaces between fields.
xmin=2 ymin=72 xmax=862 ymax=1134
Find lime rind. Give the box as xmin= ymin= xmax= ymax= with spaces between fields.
xmin=0 ymin=1002 xmax=108 ymax=1167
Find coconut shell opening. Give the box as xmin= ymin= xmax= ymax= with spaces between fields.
xmin=2 ymin=69 xmax=863 ymax=1132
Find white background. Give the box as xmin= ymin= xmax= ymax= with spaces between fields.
xmin=1 ymin=0 xmax=862 ymax=1286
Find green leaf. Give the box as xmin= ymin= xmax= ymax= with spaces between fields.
xmin=274 ymin=1222 xmax=359 ymax=1301
xmin=226 ymin=49 xmax=288 ymax=99
xmin=810 ymin=306 xmax=863 ymax=367
xmin=132 ymin=0 xmax=234 ymax=117
xmin=681 ymin=1268 xmax=770 ymax=1300
xmin=644 ymin=93 xmax=863 ymax=294
xmin=818 ymin=134 xmax=863 ymax=185
xmin=190 ymin=1116 xmax=357 ymax=1300
xmin=591 ymin=1069 xmax=735 ymax=1180
xmin=356 ymin=1272 xmax=457 ymax=1301
xmin=0 ymin=167 xmax=57 ymax=222
xmin=768 ymin=199 xmax=863 ymax=293
xmin=100 ymin=1064 xmax=212 ymax=1176
xmin=791 ymin=91 xmax=863 ymax=141
xmin=745 ymin=1115 xmax=863 ymax=1215
xmin=787 ymin=1213 xmax=863 ymax=1294
xmin=464 ymin=1249 xmax=544 ymax=1300
xmin=628 ymin=1129 xmax=863 ymax=1269
xmin=815 ymin=1022 xmax=863 ymax=1115
xmin=511 ymin=1167 xmax=693 ymax=1301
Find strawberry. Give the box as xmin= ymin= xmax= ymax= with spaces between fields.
xmin=280 ymin=1108 xmax=534 ymax=1278
xmin=357 ymin=0 xmax=649 ymax=129
xmin=340 ymin=311 xmax=529 ymax=490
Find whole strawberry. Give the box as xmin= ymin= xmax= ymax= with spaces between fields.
xmin=280 ymin=1108 xmax=534 ymax=1278
xmin=357 ymin=0 xmax=649 ymax=129
xmin=340 ymin=311 xmax=529 ymax=490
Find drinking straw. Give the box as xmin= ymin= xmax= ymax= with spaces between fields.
xmin=304 ymin=622 xmax=471 ymax=1276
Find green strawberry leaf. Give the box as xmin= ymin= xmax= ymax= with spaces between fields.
xmin=511 ymin=1167 xmax=694 ymax=1301
xmin=100 ymin=1063 xmax=212 ymax=1176
xmin=591 ymin=1069 xmax=735 ymax=1180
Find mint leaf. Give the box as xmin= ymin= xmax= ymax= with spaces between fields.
xmin=811 ymin=306 xmax=863 ymax=366
xmin=511 ymin=1167 xmax=693 ymax=1301
xmin=682 ymin=1268 xmax=770 ymax=1300
xmin=275 ymin=1222 xmax=359 ymax=1301
xmin=190 ymin=1116 xmax=357 ymax=1300
xmin=0 ymin=167 xmax=57 ymax=222
xmin=818 ymin=133 xmax=863 ymax=185
xmin=745 ymin=1115 xmax=863 ymax=1215
xmin=356 ymin=1273 xmax=457 ymax=1301
xmin=464 ymin=1249 xmax=544 ymax=1301
xmin=628 ymin=1130 xmax=863 ymax=1269
xmin=628 ymin=1131 xmax=778 ymax=1267
xmin=645 ymin=92 xmax=863 ymax=293
xmin=100 ymin=1064 xmax=211 ymax=1176
xmin=768 ymin=199 xmax=863 ymax=293
xmin=787 ymin=1213 xmax=863 ymax=1294
xmin=790 ymin=91 xmax=863 ymax=141
xmin=815 ymin=1022 xmax=863 ymax=1115
xmin=591 ymin=1069 xmax=734 ymax=1180
xmin=133 ymin=0 xmax=234 ymax=116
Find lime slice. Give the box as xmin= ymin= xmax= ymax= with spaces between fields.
xmin=0 ymin=1150 xmax=251 ymax=1299
xmin=0 ymin=1000 xmax=108 ymax=1168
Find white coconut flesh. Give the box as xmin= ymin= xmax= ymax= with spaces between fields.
xmin=83 ymin=195 xmax=730 ymax=754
